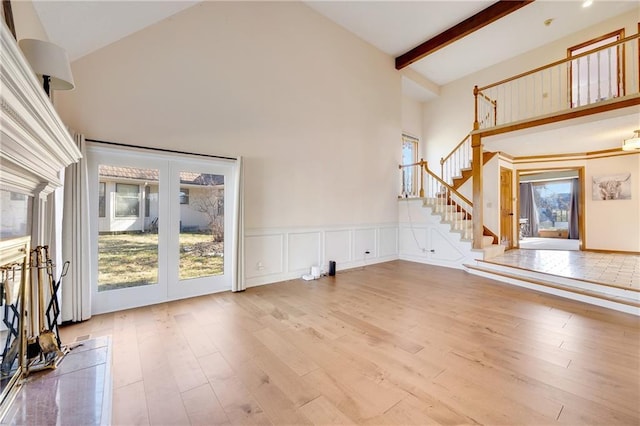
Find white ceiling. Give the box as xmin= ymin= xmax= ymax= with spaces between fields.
xmin=32 ymin=1 xmax=198 ymax=62
xmin=307 ymin=1 xmax=638 ymax=87
xmin=32 ymin=0 xmax=639 ymax=100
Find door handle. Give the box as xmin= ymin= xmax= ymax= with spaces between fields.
xmin=508 ymin=213 xmax=514 ymax=216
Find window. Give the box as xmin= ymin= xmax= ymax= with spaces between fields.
xmin=401 ymin=134 xmax=418 ymax=196
xmin=532 ymin=180 xmax=572 ymax=231
xmin=98 ymin=182 xmax=106 ymax=217
xmin=568 ymin=29 xmax=624 ymax=107
xmin=179 ymin=188 xmax=189 ymax=204
xmin=115 ymin=183 xmax=139 ymax=217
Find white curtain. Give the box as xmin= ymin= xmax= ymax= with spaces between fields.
xmin=61 ymin=132 xmax=92 ymax=321
xmin=231 ymin=156 xmax=245 ymax=292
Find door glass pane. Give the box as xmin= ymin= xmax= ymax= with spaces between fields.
xmin=179 ymin=172 xmax=224 ymax=280
xmin=98 ymin=165 xmax=159 ymax=291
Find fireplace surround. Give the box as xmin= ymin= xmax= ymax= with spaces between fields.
xmin=0 ymin=20 xmax=81 ymax=417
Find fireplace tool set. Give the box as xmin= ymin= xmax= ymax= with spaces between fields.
xmin=0 ymin=246 xmax=69 ymax=377
xmin=24 ymin=246 xmax=69 ymax=373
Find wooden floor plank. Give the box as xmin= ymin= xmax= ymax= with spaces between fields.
xmin=59 ymin=260 xmax=639 ymax=425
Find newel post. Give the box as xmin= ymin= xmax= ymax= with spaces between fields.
xmin=473 ymin=85 xmax=480 ymax=131
xmin=471 ymin=133 xmax=483 ymax=250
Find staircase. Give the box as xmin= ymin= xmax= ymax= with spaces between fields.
xmin=423 ymin=194 xmax=503 ymax=260
xmin=398 ymin=158 xmax=503 ymax=261
xmin=451 ymin=151 xmax=497 ymax=190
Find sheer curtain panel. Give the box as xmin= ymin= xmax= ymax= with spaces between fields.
xmin=61 ymin=132 xmax=92 ymax=321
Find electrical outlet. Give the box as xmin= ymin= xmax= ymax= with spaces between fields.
xmin=364 ymin=250 xmax=370 ymax=255
xmin=256 ymin=261 xmax=265 ymax=270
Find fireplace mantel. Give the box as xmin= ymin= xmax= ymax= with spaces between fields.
xmin=0 ymin=20 xmax=81 ymax=198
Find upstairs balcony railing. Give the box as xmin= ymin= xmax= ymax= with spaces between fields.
xmin=474 ymin=32 xmax=640 ymax=130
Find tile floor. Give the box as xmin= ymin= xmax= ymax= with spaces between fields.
xmin=491 ymin=249 xmax=640 ymax=291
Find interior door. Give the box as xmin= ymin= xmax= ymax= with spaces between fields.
xmin=500 ymin=167 xmax=514 ymax=249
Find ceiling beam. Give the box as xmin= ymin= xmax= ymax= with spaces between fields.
xmin=395 ymin=0 xmax=534 ymax=70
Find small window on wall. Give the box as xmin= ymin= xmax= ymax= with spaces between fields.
xmin=115 ymin=183 xmax=139 ymax=217
xmin=179 ymin=188 xmax=189 ymax=205
xmin=568 ymin=29 xmax=624 ymax=107
xmin=98 ymin=182 xmax=106 ymax=217
xmin=401 ymin=134 xmax=419 ymax=196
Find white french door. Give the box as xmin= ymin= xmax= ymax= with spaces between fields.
xmin=87 ymin=145 xmax=236 ymax=314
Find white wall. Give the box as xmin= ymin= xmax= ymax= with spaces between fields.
xmin=585 ymin=154 xmax=640 ymax=251
xmin=55 ymin=1 xmax=403 ymax=284
xmin=401 ymin=95 xmax=423 ymax=142
xmin=57 ymin=2 xmax=401 ymax=229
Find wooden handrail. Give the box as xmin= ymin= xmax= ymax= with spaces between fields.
xmin=398 ymin=160 xmax=425 ymax=169
xmin=440 ymin=133 xmax=471 ymax=166
xmin=479 ymin=92 xmax=497 ymax=106
xmin=423 ymin=162 xmax=473 ymax=207
xmin=478 ymin=32 xmax=640 ymax=92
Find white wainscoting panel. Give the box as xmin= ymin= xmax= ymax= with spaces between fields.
xmin=399 ymin=226 xmax=428 ymax=258
xmin=245 ymin=224 xmax=398 ymax=287
xmin=379 ymin=227 xmax=399 ymax=258
xmin=353 ymin=228 xmax=377 ymax=261
xmin=288 ymin=231 xmax=321 ymax=273
xmin=398 ymin=199 xmax=476 ymax=269
xmin=430 ymin=228 xmax=466 ymax=263
xmin=324 ymin=230 xmax=352 ymax=265
xmin=244 ymin=234 xmax=284 ymax=279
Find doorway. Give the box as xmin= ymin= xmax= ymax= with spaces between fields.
xmin=88 ymin=145 xmax=237 ymax=314
xmin=517 ymin=168 xmax=584 ymax=251
xmin=500 ymin=167 xmax=514 ymax=249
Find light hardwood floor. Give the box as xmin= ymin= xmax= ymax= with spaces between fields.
xmin=60 ymin=260 xmax=640 ymax=425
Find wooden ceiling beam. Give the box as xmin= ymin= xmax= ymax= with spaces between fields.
xmin=395 ymin=0 xmax=534 ymax=70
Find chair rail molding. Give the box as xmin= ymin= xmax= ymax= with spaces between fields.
xmin=0 ymin=21 xmax=80 ymax=197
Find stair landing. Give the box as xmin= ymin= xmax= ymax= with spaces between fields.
xmin=465 ymin=249 xmax=640 ymax=315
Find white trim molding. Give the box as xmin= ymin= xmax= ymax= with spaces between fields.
xmin=244 ymin=223 xmax=399 ymax=287
xmin=0 ymin=21 xmax=80 ymax=197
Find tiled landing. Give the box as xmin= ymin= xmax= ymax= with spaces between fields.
xmin=467 ymin=249 xmax=640 ymax=315
xmin=488 ymin=249 xmax=640 ymax=290
xmin=1 ymin=336 xmax=112 ymax=425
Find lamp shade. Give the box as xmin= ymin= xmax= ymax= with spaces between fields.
xmin=622 ymin=130 xmax=640 ymax=152
xmin=18 ymin=38 xmax=74 ymax=91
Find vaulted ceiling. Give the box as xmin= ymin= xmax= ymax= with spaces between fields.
xmin=32 ymin=0 xmax=639 ymax=103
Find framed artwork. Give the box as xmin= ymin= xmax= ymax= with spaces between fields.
xmin=592 ymin=173 xmax=631 ymax=200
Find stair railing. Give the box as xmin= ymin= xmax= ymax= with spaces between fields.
xmin=440 ymin=133 xmax=471 ymax=186
xmin=400 ymin=160 xmax=474 ymax=240
xmin=474 ymin=32 xmax=640 ymax=130
xmin=439 ymin=107 xmax=495 ymax=186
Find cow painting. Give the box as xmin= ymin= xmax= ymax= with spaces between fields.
xmin=592 ymin=173 xmax=632 ymax=200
